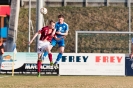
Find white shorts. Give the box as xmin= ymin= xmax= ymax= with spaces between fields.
xmin=37 ymin=41 xmax=50 ymax=54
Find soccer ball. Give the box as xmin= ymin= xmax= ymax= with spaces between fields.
xmin=40 ymin=7 xmax=47 ymax=14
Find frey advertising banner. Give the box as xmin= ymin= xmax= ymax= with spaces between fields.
xmin=0 ymin=52 xmax=59 ymax=75
xmin=59 ymin=53 xmax=125 ymax=76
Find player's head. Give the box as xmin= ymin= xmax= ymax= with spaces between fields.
xmin=48 ymin=20 xmax=55 ymax=29
xmin=58 ymin=14 xmax=64 ymax=24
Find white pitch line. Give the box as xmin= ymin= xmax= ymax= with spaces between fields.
xmin=0 ymin=76 xmax=9 ymax=79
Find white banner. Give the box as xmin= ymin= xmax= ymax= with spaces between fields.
xmin=59 ymin=53 xmax=125 ymax=76
xmin=0 ymin=52 xmax=58 ymax=70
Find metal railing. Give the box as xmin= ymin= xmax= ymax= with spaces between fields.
xmin=21 ymin=0 xmax=133 ymax=7
xmin=21 ymin=0 xmax=131 ymax=3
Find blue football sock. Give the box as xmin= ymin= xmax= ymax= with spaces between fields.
xmin=43 ymin=51 xmax=48 ymax=57
xmin=55 ymin=53 xmax=62 ymax=63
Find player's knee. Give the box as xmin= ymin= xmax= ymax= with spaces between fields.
xmin=59 ymin=51 xmax=64 ymax=53
xmin=59 ymin=47 xmax=64 ymax=53
xmin=46 ymin=49 xmax=51 ymax=54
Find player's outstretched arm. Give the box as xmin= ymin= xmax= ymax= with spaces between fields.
xmin=29 ymin=32 xmax=39 ymax=45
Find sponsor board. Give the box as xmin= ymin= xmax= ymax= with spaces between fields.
xmin=0 ymin=52 xmax=126 ymax=76
xmin=59 ymin=53 xmax=125 ymax=76
xmin=0 ymin=52 xmax=59 ymax=75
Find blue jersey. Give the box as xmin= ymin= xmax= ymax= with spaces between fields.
xmin=132 ymin=38 xmax=133 ymax=43
xmin=55 ymin=22 xmax=69 ymax=38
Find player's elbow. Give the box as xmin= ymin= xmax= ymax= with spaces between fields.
xmin=65 ymin=33 xmax=68 ymax=36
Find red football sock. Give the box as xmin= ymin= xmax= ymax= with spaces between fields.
xmin=37 ymin=60 xmax=41 ymax=73
xmin=48 ymin=53 xmax=53 ymax=62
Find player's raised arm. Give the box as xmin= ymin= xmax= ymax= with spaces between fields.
xmin=29 ymin=30 xmax=41 ymax=45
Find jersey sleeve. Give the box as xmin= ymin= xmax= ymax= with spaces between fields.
xmin=55 ymin=22 xmax=59 ymax=31
xmin=65 ymin=23 xmax=69 ymax=31
xmin=53 ymin=34 xmax=56 ymax=38
xmin=52 ymin=28 xmax=56 ymax=32
xmin=38 ymin=27 xmax=44 ymax=34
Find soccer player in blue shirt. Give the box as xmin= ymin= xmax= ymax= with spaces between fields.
xmin=130 ymin=38 xmax=133 ymax=59
xmin=43 ymin=14 xmax=69 ymax=68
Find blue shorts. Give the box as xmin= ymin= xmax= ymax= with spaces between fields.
xmin=51 ymin=38 xmax=65 ymax=47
